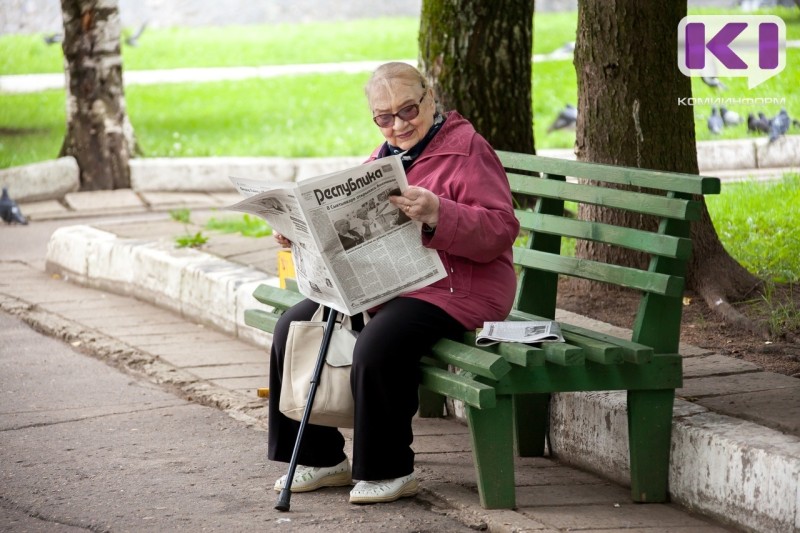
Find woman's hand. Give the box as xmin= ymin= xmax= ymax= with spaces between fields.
xmin=274 ymin=233 xmax=292 ymax=248
xmin=389 ymin=186 xmax=440 ymax=228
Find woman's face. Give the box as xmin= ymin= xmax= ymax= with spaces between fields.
xmin=368 ymin=79 xmax=434 ymax=151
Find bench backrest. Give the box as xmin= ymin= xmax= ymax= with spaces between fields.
xmin=497 ymin=151 xmax=721 ymax=355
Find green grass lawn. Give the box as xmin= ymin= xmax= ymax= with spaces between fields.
xmin=2 ymin=8 xmax=799 ymax=168
xmin=705 ymin=174 xmax=800 ymax=284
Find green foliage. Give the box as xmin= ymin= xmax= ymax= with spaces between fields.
xmin=169 ymin=208 xmax=192 ymax=223
xmin=205 ymin=214 xmax=272 ymax=238
xmin=705 ymin=174 xmax=800 ymax=283
xmin=757 ymin=282 xmax=800 ymax=334
xmin=175 ymin=231 xmax=209 ymax=249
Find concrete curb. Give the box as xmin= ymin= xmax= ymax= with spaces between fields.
xmin=0 ymin=157 xmax=80 ymax=202
xmin=43 ymin=225 xmax=800 ymax=533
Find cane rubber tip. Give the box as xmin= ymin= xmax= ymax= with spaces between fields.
xmin=276 ymin=488 xmax=291 ymax=511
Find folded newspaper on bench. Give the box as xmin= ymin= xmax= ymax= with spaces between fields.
xmin=476 ymin=320 xmax=565 ymax=346
xmin=226 ymin=155 xmax=446 ymax=316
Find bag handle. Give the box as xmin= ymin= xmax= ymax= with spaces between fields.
xmin=310 ymin=305 xmax=370 ymax=328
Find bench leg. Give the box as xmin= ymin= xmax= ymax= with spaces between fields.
xmin=627 ymin=389 xmax=674 ymax=502
xmin=514 ymin=393 xmax=550 ymax=457
xmin=466 ymin=395 xmax=516 ymax=509
xmin=417 ymin=386 xmax=446 ymax=418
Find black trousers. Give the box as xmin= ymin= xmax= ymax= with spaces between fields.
xmin=267 ymin=297 xmax=464 ymax=480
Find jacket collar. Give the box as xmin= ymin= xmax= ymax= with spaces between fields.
xmin=420 ymin=111 xmax=474 ymax=159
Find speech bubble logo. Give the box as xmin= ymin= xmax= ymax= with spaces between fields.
xmin=678 ymin=15 xmax=786 ymax=90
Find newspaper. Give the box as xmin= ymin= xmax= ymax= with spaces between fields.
xmin=226 ymin=155 xmax=447 ymax=316
xmin=475 ymin=321 xmax=565 ymax=346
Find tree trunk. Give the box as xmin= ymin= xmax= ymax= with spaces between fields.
xmin=573 ymin=0 xmax=763 ymax=334
xmin=60 ymin=0 xmax=135 ymax=190
xmin=418 ymin=0 xmax=534 ymax=154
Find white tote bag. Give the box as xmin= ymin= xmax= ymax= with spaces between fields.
xmin=280 ymin=305 xmax=369 ymax=428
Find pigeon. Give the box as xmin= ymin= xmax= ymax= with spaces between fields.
xmin=707 ymin=106 xmax=724 ymax=134
xmin=755 ymin=112 xmax=771 ymax=134
xmin=768 ymin=108 xmax=790 ymax=144
xmin=43 ymin=33 xmax=62 ymax=45
xmin=0 ymin=187 xmax=28 ymax=225
xmin=546 ymin=104 xmax=577 ymax=133
xmin=747 ymin=113 xmax=759 ymax=133
xmin=124 ymin=21 xmax=148 ymax=47
xmin=701 ymin=76 xmax=727 ymax=90
xmin=720 ymin=106 xmax=741 ymax=127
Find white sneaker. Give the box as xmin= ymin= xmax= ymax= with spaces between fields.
xmin=273 ymin=458 xmax=352 ymax=493
xmin=349 ymin=473 xmax=418 ymax=504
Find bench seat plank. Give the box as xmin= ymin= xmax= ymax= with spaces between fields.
xmin=419 ymin=364 xmax=496 ymax=409
xmin=244 ymin=309 xmax=281 ymax=335
xmin=431 ymin=339 xmax=512 ymax=380
xmin=489 ymin=354 xmax=682 ymax=394
xmin=508 ymin=310 xmax=654 ymax=364
xmin=462 ymin=331 xmax=546 ymax=367
xmin=560 ymin=332 xmax=624 ymax=365
xmin=253 ymin=284 xmax=304 ymax=309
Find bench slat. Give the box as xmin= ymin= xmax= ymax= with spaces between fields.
xmin=431 ymin=339 xmax=512 ymax=380
xmin=541 ymin=342 xmax=585 ymax=366
xmin=497 ymin=342 xmax=546 ymax=367
xmin=253 ymin=284 xmax=304 ymax=310
xmin=516 ymin=212 xmax=692 ymax=260
xmin=491 ymin=354 xmax=683 ymax=394
xmin=513 ymin=248 xmax=685 ymax=297
xmin=508 ymin=310 xmax=654 ymax=363
xmin=497 ymin=152 xmax=721 ymax=195
xmin=463 ymin=331 xmax=546 ymax=368
xmin=508 ymin=173 xmax=702 ymax=221
xmin=419 ymin=364 xmax=496 ymax=409
xmin=244 ymin=309 xmax=281 ymax=334
xmin=561 ymin=332 xmax=624 ymax=365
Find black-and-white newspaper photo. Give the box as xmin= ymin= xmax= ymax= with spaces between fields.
xmin=227 ymin=155 xmax=446 ymax=316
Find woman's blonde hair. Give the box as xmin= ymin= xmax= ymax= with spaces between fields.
xmin=365 ymin=62 xmax=427 ymax=101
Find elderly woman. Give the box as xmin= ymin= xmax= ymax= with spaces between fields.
xmin=269 ymin=62 xmax=520 ymax=504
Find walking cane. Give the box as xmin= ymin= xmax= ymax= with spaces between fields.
xmin=275 ymin=307 xmax=338 ymax=512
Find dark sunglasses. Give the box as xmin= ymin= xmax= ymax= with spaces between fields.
xmin=373 ymin=93 xmax=426 ymax=128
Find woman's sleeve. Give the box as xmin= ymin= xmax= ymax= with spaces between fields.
xmin=423 ymin=140 xmax=520 ymax=263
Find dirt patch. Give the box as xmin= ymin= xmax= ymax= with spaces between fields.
xmin=556 ymin=280 xmax=800 ymax=379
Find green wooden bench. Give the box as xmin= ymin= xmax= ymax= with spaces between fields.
xmin=244 ymin=151 xmax=720 ymax=510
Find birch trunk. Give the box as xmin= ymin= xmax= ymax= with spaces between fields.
xmin=60 ymin=0 xmax=135 ymax=190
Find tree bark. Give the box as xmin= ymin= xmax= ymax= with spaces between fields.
xmin=418 ymin=0 xmax=534 ymax=154
xmin=60 ymin=0 xmax=135 ymax=190
xmin=573 ymin=0 xmax=763 ymax=334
